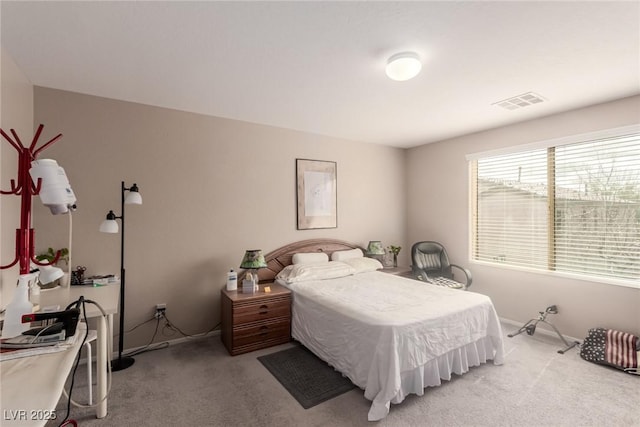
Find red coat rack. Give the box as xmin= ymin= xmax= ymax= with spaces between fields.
xmin=1 ymin=124 xmax=64 ymax=274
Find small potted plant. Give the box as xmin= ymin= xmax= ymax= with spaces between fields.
xmin=387 ymin=245 xmax=401 ymax=268
xmin=36 ymin=247 xmax=69 ymax=266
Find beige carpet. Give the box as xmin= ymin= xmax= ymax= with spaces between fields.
xmin=48 ymin=322 xmax=637 ymax=426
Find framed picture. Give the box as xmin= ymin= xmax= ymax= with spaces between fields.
xmin=296 ymin=159 xmax=337 ymax=230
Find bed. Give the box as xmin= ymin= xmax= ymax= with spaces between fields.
xmin=253 ymin=239 xmax=504 ymax=421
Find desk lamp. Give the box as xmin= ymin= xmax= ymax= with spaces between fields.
xmin=99 ymin=181 xmax=142 ymax=371
xmin=38 ymin=264 xmax=65 ymax=289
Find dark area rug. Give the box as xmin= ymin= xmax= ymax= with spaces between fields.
xmin=258 ymin=344 xmax=356 ymax=409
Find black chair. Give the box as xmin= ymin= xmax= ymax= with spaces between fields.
xmin=411 ymin=241 xmax=472 ymax=290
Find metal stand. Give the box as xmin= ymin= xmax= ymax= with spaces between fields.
xmin=507 ymin=305 xmax=580 ymax=354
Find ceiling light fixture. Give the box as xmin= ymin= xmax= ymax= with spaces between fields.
xmin=385 ymin=52 xmax=422 ymax=81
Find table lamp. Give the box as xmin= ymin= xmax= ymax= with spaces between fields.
xmin=366 ymin=241 xmax=385 ymax=256
xmin=240 ymin=249 xmax=267 ymax=293
xmin=366 ymin=240 xmax=385 ymax=263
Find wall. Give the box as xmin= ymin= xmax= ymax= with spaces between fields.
xmin=32 ymin=87 xmax=406 ymax=349
xmin=0 ymin=47 xmax=33 ymax=308
xmin=406 ymin=95 xmax=640 ymax=338
xmin=7 ymin=48 xmax=636 ymax=349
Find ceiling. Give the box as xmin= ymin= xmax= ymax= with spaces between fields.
xmin=1 ymin=1 xmax=639 ymax=148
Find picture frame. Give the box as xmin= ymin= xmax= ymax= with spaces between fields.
xmin=296 ymin=159 xmax=337 ymax=230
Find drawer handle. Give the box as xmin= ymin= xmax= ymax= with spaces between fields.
xmin=259 ymin=325 xmax=269 ymax=336
xmin=259 ymin=304 xmax=269 ymax=314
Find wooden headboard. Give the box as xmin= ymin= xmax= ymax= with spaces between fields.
xmin=250 ymin=238 xmax=364 ymax=283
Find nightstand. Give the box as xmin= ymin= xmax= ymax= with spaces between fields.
xmin=381 ymin=266 xmax=415 ymax=279
xmin=220 ymin=283 xmax=291 ymax=356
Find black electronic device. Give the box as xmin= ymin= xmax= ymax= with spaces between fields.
xmin=21 ymin=308 xmax=80 ymax=338
xmin=22 ymin=322 xmax=65 ymax=336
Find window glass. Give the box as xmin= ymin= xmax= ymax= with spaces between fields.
xmin=471 ymin=131 xmax=640 ymax=285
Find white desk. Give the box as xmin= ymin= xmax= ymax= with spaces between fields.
xmin=30 ymin=283 xmax=119 ymax=419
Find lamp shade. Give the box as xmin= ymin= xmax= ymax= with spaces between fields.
xmin=125 ymin=183 xmax=142 ymax=205
xmin=366 ymin=241 xmax=385 ymax=255
xmin=38 ymin=264 xmax=64 ymax=285
xmin=99 ymin=210 xmax=119 ymax=233
xmin=385 ymin=52 xmax=422 ymax=81
xmin=240 ymin=250 xmax=267 ymax=269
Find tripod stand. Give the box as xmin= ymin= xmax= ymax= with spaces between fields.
xmin=508 ymin=305 xmax=580 ymax=354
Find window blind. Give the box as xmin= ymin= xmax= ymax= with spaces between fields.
xmin=471 ymin=130 xmax=640 ymax=284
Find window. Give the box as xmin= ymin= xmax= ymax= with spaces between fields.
xmin=469 ymin=126 xmax=640 ymax=286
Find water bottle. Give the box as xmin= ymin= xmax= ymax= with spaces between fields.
xmin=226 ymin=269 xmax=238 ymax=291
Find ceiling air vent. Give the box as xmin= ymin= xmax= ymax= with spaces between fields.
xmin=493 ymin=92 xmax=546 ymax=110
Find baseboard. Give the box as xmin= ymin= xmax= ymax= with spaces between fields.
xmin=118 ymin=329 xmax=221 ymax=359
xmin=499 ymin=316 xmax=581 ymax=344
xmin=79 ymin=329 xmax=221 ymax=365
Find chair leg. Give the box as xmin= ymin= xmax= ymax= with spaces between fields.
xmin=85 ymin=341 xmax=93 ymax=405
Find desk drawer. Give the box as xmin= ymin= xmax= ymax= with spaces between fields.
xmin=233 ymin=296 xmax=290 ymax=325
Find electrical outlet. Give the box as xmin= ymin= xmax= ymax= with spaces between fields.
xmin=154 ymin=303 xmax=166 ymax=319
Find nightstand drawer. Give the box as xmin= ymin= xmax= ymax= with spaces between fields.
xmin=232 ymin=317 xmax=291 ymax=349
xmin=233 ymin=296 xmax=291 ymax=325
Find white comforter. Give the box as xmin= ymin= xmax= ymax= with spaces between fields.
xmin=277 ymin=271 xmax=504 ymax=420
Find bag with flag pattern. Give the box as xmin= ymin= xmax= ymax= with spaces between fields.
xmin=580 ymin=328 xmax=639 ymax=375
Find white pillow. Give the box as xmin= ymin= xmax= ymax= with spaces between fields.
xmin=330 ymin=248 xmax=364 ymax=261
xmin=342 ymin=257 xmax=383 ymax=274
xmin=292 ymin=252 xmax=329 ymax=265
xmin=276 ymin=261 xmax=355 ymax=284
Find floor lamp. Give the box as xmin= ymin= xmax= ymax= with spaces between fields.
xmin=99 ymin=181 xmax=142 ymax=371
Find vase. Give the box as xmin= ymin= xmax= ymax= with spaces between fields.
xmin=393 ymin=254 xmax=398 ymax=268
